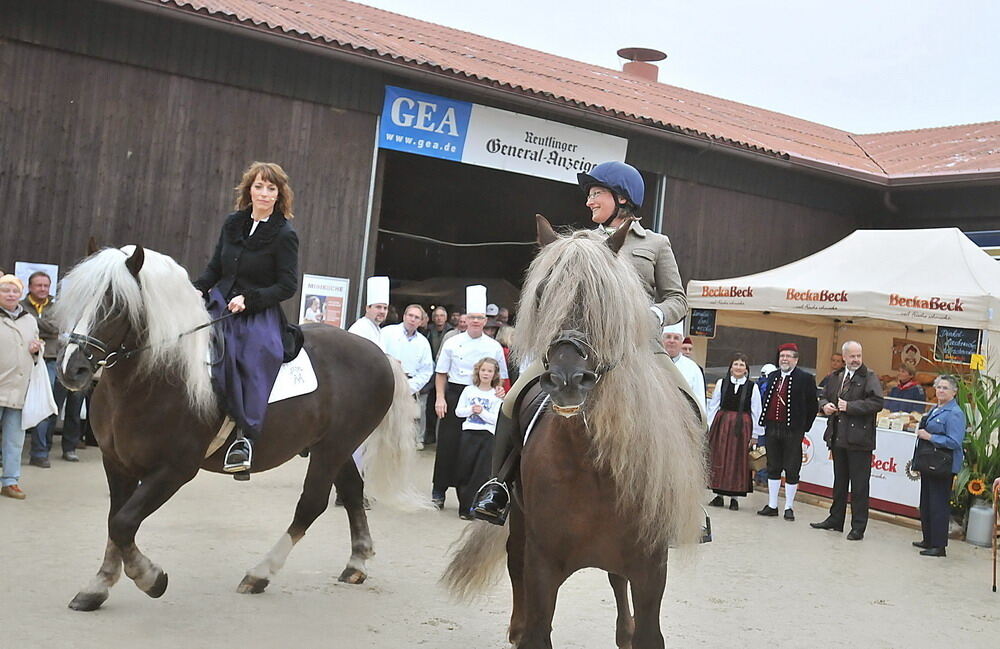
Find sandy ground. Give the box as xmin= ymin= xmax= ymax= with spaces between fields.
xmin=3 ymin=446 xmax=999 ymax=649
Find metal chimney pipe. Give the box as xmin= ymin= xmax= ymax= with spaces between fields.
xmin=617 ymin=47 xmax=667 ymax=82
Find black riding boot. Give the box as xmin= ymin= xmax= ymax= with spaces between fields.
xmin=471 ymin=411 xmax=515 ymax=525
xmin=224 ymin=434 xmax=252 ymax=479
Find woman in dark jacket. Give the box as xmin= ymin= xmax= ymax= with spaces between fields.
xmin=193 ymin=161 xmax=299 ymax=475
xmin=913 ymin=375 xmax=966 ymax=557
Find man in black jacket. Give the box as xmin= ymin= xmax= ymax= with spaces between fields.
xmin=758 ymin=343 xmax=818 ymax=521
xmin=811 ymin=341 xmax=884 ymax=540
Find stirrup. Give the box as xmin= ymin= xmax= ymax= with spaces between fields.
xmin=471 ymin=479 xmax=511 ymax=525
xmin=223 ymin=438 xmax=252 ymax=473
xmin=700 ymin=507 xmax=713 ymax=544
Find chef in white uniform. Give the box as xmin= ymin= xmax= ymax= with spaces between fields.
xmin=347 ymin=276 xmax=388 ymax=352
xmin=430 ymin=285 xmax=509 ymax=509
xmin=661 ymin=321 xmax=706 ymax=418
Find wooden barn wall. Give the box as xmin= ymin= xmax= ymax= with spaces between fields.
xmin=663 ymin=178 xmax=862 ymax=282
xmin=627 ymin=137 xmax=886 ymax=219
xmin=1 ymin=0 xmax=385 ymax=114
xmin=878 ymin=184 xmax=1000 ymax=231
xmin=0 ymin=39 xmax=378 ymax=318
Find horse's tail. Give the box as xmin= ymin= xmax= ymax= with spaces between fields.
xmin=440 ymin=522 xmax=510 ymax=601
xmin=358 ymin=355 xmax=432 ymax=511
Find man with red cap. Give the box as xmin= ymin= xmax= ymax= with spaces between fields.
xmin=757 ymin=343 xmax=818 ymax=521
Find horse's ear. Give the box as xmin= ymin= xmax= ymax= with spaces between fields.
xmin=535 ymin=214 xmax=558 ymax=248
xmin=125 ymin=245 xmax=145 ymax=279
xmin=607 ymin=218 xmax=634 ymax=254
xmin=87 ymin=236 xmax=99 ymax=257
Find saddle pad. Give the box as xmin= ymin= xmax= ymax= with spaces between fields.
xmin=268 ymin=347 xmax=318 ymax=403
xmin=519 ymin=386 xmax=551 ymax=448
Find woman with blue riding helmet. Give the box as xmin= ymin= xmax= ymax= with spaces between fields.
xmin=472 ymin=161 xmax=694 ymax=523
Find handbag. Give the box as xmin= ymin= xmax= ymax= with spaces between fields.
xmin=748 ymin=446 xmax=767 ymax=472
xmin=22 ymin=349 xmax=58 ymax=429
xmin=911 ymin=411 xmax=953 ymax=476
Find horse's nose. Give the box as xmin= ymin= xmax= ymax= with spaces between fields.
xmin=540 ymin=370 xmax=598 ymax=394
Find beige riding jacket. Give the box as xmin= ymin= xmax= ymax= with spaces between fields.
xmin=615 ymin=221 xmax=688 ymax=326
xmin=0 ymin=307 xmax=39 ymax=409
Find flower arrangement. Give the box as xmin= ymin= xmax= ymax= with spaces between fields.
xmin=953 ymin=370 xmax=1000 ymax=507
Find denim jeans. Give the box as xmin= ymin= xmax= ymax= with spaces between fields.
xmin=29 ymin=358 xmax=82 ymax=458
xmin=1 ymin=406 xmax=25 ymax=486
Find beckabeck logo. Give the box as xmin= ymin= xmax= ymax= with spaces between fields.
xmin=785 ymin=289 xmax=848 ymax=302
xmin=888 ymin=294 xmax=964 ymax=312
xmin=701 ymin=286 xmax=754 ymax=298
xmin=871 ymin=455 xmax=898 ymax=473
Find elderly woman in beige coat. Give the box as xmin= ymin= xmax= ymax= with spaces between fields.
xmin=0 ymin=274 xmax=42 ymax=499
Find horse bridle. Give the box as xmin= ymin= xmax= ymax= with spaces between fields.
xmin=541 ymin=330 xmax=621 ymax=417
xmin=67 ymin=311 xmax=235 ymax=373
xmin=541 ymin=330 xmax=618 ymax=379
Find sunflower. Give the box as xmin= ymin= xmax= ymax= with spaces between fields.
xmin=968 ymin=478 xmax=986 ymax=496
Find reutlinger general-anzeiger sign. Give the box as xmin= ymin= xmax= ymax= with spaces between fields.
xmin=378 ymin=86 xmax=628 ymax=184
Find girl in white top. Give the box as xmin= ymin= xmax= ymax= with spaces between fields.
xmin=456 ymin=358 xmax=503 ymax=433
xmin=455 ymin=358 xmax=503 ymax=518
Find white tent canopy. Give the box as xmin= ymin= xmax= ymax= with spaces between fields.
xmin=688 ymin=228 xmax=1000 ymax=333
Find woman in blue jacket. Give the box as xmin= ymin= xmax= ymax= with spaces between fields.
xmin=913 ymin=375 xmax=966 ymax=557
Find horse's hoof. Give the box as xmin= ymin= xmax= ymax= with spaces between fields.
xmin=338 ymin=568 xmax=367 ymax=584
xmin=69 ymin=591 xmax=108 ymax=611
xmin=146 ymin=571 xmax=168 ymax=598
xmin=237 ymin=575 xmax=270 ymax=594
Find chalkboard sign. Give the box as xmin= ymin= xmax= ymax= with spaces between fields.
xmin=689 ymin=309 xmax=717 ymax=338
xmin=934 ymin=326 xmax=981 ymax=364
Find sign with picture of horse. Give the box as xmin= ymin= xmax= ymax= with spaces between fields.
xmin=933 ymin=326 xmax=981 ymax=364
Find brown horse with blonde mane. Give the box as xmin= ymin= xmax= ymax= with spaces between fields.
xmin=442 ymin=216 xmax=707 ymax=649
xmin=55 ymin=244 xmax=424 ymax=611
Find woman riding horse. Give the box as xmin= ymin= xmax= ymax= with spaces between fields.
xmin=193 ymin=161 xmax=299 ymax=476
xmin=473 ymin=161 xmax=699 ymax=522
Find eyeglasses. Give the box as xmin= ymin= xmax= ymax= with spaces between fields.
xmin=587 ymin=189 xmax=608 ymax=201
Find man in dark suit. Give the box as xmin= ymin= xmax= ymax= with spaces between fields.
xmin=811 ymin=341 xmax=884 ymax=540
xmin=757 ymin=343 xmax=818 ymax=521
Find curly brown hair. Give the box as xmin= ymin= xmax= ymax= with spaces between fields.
xmin=234 ymin=161 xmax=295 ymax=219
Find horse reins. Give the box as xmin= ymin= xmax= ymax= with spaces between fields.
xmin=68 ymin=310 xmax=237 ymax=371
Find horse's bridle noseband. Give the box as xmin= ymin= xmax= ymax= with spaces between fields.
xmin=67 ymin=332 xmax=129 ymax=370
xmin=541 ymin=330 xmax=618 ymax=379
xmin=541 ymin=330 xmax=621 ymax=417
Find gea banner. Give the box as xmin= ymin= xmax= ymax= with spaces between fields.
xmin=379 ymin=86 xmax=628 ymax=184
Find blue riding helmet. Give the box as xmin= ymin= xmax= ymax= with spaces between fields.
xmin=577 ymin=161 xmax=645 ymax=209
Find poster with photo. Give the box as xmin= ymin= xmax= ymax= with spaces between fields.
xmin=14 ymin=261 xmax=60 ymax=297
xmin=299 ymin=274 xmax=350 ymax=328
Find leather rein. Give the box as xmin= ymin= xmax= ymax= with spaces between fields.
xmin=67 ymin=311 xmax=236 ymax=372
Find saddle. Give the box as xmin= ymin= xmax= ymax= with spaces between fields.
xmin=497 ymin=378 xmax=548 ymax=485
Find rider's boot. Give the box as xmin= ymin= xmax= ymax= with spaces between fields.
xmin=471 ymin=411 xmax=515 ymax=525
xmin=224 ymin=435 xmax=252 ymax=475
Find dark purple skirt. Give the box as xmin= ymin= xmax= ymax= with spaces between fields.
xmin=207 ymin=289 xmax=283 ymax=439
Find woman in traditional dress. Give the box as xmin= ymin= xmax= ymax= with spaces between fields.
xmin=193 ymin=161 xmax=299 ymax=476
xmin=706 ymin=353 xmax=763 ymax=510
xmin=473 ymin=161 xmax=697 ymax=523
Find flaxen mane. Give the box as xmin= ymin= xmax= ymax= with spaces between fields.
xmin=514 ymin=230 xmax=707 ymax=550
xmin=57 ymin=246 xmax=216 ymax=418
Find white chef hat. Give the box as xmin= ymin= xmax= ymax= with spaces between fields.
xmin=486 ymin=303 xmax=499 ymax=316
xmin=466 ymin=285 xmax=487 ymax=315
xmin=661 ymin=320 xmax=685 ymax=337
xmin=366 ymin=276 xmax=389 ymax=306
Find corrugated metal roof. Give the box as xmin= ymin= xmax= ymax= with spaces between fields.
xmin=153 ymin=0 xmax=998 ymax=183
